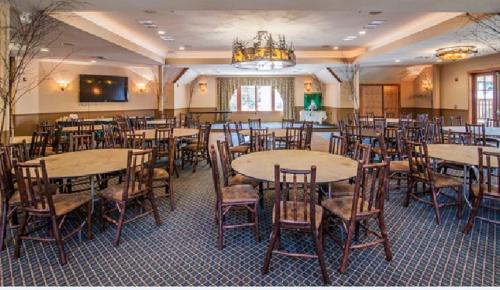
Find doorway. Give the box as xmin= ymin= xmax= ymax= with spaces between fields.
xmin=360 ymin=84 xmax=400 ymax=117
xmin=472 ymin=72 xmax=499 ymax=124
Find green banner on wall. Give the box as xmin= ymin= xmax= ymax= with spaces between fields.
xmin=304 ymin=93 xmax=322 ymax=111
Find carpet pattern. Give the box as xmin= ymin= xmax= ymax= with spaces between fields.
xmin=0 ymin=162 xmax=498 ymax=286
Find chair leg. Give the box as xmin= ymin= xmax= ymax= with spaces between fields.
xmin=339 ymin=220 xmax=356 ymax=273
xmin=456 ymin=187 xmax=463 ymax=219
xmin=217 ymin=208 xmax=224 ymax=250
xmin=51 ymin=216 xmax=67 ymax=265
xmin=100 ymin=199 xmax=107 ymax=232
xmin=312 ymin=229 xmax=331 ymax=284
xmin=0 ymin=203 xmax=8 ymax=251
xmin=431 ymin=188 xmax=442 ymax=225
xmin=14 ymin=212 xmax=28 ymax=259
xmin=463 ymin=194 xmax=480 ymax=235
xmin=148 ymin=191 xmax=162 ymax=226
xmin=113 ymin=202 xmax=126 ymax=247
xmin=192 ymin=151 xmax=198 ymax=173
xmin=253 ymin=203 xmax=260 ymax=242
xmin=403 ymin=178 xmax=414 ymax=207
xmin=378 ymin=214 xmax=393 ymax=261
xmin=168 ymin=182 xmax=175 ymax=211
xmin=262 ymin=225 xmax=279 ymax=274
xmin=86 ymin=201 xmax=93 ymax=240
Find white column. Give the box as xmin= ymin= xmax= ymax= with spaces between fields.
xmin=158 ymin=64 xmax=165 ymax=118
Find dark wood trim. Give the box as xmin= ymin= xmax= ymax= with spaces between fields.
xmin=359 ymin=84 xmax=401 ymax=117
xmin=327 ymin=68 xmax=342 ymax=83
xmin=173 ymin=68 xmax=189 ymax=84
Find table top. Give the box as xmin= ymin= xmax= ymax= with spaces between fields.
xmin=27 ymin=149 xmax=134 ymax=178
xmin=62 ymin=125 xmax=104 ymax=133
xmin=232 ymin=150 xmax=358 ymax=183
xmin=10 ymin=136 xmax=32 ymax=145
xmin=135 ymin=128 xmax=199 ymax=140
xmin=442 ymin=126 xmax=500 ymax=137
xmin=239 ymin=128 xmax=288 ymax=138
xmin=367 ymin=118 xmax=401 ymax=124
xmin=427 ymin=144 xmax=500 ymax=167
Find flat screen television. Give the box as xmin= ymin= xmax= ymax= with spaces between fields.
xmin=79 ymin=74 xmax=128 ymax=102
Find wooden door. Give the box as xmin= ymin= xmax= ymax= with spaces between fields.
xmin=383 ymin=85 xmax=400 ymax=117
xmin=360 ymin=85 xmax=383 ymax=116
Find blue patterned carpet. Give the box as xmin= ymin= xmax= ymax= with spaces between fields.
xmin=0 ymin=162 xmax=498 ymax=286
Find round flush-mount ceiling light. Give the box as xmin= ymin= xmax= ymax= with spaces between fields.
xmin=435 ymin=45 xmax=478 ymax=61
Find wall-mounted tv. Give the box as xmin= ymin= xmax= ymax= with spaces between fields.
xmin=79 ymin=74 xmax=128 ymax=102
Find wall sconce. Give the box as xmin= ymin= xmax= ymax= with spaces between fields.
xmin=137 ymin=83 xmax=146 ymax=93
xmin=198 ymin=81 xmax=207 ymax=93
xmin=57 ymin=80 xmax=69 ymax=91
xmin=304 ymin=81 xmax=313 ymax=93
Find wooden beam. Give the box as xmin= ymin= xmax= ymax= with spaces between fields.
xmin=173 ymin=68 xmax=189 ymax=84
xmin=327 ymin=68 xmax=342 ymax=83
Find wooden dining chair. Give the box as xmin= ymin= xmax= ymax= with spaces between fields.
xmin=301 ymin=121 xmax=314 ymax=150
xmin=216 ymin=140 xmax=259 ymax=189
xmin=284 ymin=127 xmax=303 ymax=149
xmin=0 ymin=148 xmax=19 ymax=251
xmin=424 ymin=122 xmax=444 ymax=144
xmin=328 ymin=134 xmax=347 ymax=156
xmin=255 ymin=132 xmax=276 ymax=152
xmin=223 ymin=123 xmax=249 ymax=156
xmin=165 ymin=117 xmax=177 ymax=128
xmin=450 ymin=115 xmax=463 ymax=126
xmin=249 ymin=128 xmax=268 ymax=152
xmin=405 ymin=141 xmax=463 ymax=224
xmin=14 ymin=159 xmax=92 ymax=265
xmin=281 ymin=118 xmax=294 ymax=129
xmin=29 ymin=131 xmax=49 ymax=159
xmin=466 ymin=123 xmax=499 ymax=147
xmin=69 ymin=133 xmax=95 ymax=152
xmin=78 ymin=122 xmax=95 ymax=135
xmin=463 ymin=148 xmax=500 ymax=234
xmin=209 ymin=145 xmax=260 ymax=249
xmin=248 ymin=118 xmax=262 ymax=129
xmin=133 ymin=117 xmax=148 ymax=130
xmin=182 ymin=123 xmax=211 ymax=172
xmin=152 ymin=133 xmax=176 ymax=211
xmin=485 ymin=118 xmax=499 ymax=127
xmin=125 ymin=131 xmax=146 ymax=149
xmin=262 ymin=164 xmax=330 ymax=284
xmin=322 ymin=157 xmax=393 ymax=273
xmin=100 ymin=149 xmax=160 ymax=246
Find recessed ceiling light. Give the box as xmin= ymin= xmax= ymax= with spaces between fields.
xmin=370 ymin=20 xmax=386 ymax=25
xmin=333 ymin=46 xmax=339 ymax=50
xmin=138 ymin=20 xmax=153 ymax=25
xmin=144 ymin=10 xmax=156 ymax=14
xmin=364 ymin=24 xmax=378 ymax=29
xmin=40 ymin=47 xmax=49 ymax=52
xmin=395 ymin=59 xmax=401 ymax=63
xmin=144 ymin=24 xmax=158 ymax=28
xmin=161 ymin=36 xmax=175 ymax=41
xmin=178 ymin=46 xmax=185 ymax=51
xmin=436 ymin=59 xmax=443 ymax=63
xmin=158 ymin=30 xmax=166 ymax=35
xmin=90 ymin=60 xmax=97 ymax=63
xmin=359 ymin=30 xmax=366 ymax=35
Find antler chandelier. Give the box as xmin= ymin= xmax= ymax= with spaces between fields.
xmin=231 ymin=31 xmax=296 ymax=71
xmin=435 ymin=45 xmax=478 ymax=61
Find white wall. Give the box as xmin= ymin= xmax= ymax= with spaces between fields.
xmin=15 ymin=60 xmax=158 ymax=115
xmin=174 ymin=84 xmax=188 ymax=109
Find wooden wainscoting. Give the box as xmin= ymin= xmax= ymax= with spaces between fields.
xmin=360 ymin=84 xmax=400 ymax=117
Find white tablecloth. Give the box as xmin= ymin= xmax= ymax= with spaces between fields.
xmin=299 ymin=110 xmax=327 ymax=124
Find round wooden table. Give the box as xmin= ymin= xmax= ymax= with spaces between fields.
xmin=442 ymin=126 xmax=500 ymax=137
xmin=135 ymin=128 xmax=199 ymax=140
xmin=62 ymin=125 xmax=104 ymax=133
xmin=10 ymin=136 xmax=32 ymax=145
xmin=231 ymin=150 xmax=358 ymax=184
xmin=239 ymin=128 xmax=287 ymax=138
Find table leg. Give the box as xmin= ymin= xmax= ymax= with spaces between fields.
xmin=328 ymin=183 xmax=332 ymax=199
xmin=463 ymin=165 xmax=472 ymax=208
xmin=90 ymin=175 xmax=95 ymax=213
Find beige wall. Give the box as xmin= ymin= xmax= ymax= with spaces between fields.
xmin=15 ymin=60 xmax=158 ymax=116
xmin=439 ymin=53 xmax=500 ymax=110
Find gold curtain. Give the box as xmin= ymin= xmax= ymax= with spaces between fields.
xmin=216 ymin=77 xmax=295 ymax=120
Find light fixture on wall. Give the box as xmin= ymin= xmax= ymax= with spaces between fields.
xmin=57 ymin=80 xmax=69 ymax=91
xmin=198 ymin=81 xmax=207 ymax=93
xmin=435 ymin=45 xmax=478 ymax=62
xmin=137 ymin=83 xmax=146 ymax=93
xmin=304 ymin=80 xmax=313 ymax=92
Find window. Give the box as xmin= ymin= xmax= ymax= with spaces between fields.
xmin=230 ymin=85 xmax=283 ymax=112
xmin=475 ymin=74 xmax=496 ymax=124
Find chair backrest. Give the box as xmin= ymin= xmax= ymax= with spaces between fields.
xmin=0 ymin=148 xmax=16 ymax=204
xmin=328 ymin=134 xmax=347 ymax=155
xmin=301 ymin=121 xmax=313 ymax=150
xmin=78 ymin=122 xmax=95 ymax=135
xmin=209 ymin=145 xmax=224 ymax=209
xmin=29 ymin=131 xmax=49 ymax=159
xmin=229 ymin=122 xmax=245 ymax=145
xmin=69 ymin=134 xmax=94 ymax=152
xmin=425 ymin=122 xmax=444 ymax=144
xmin=135 ymin=117 xmax=148 ymax=130
xmin=125 ymin=132 xmax=146 ymax=149
xmin=406 ymin=141 xmax=433 ymax=182
xmin=222 ymin=123 xmax=234 ymax=147
xmin=349 ymin=158 xmax=390 ymax=221
xmin=477 ymin=147 xmax=500 ymax=196
xmin=485 ymin=118 xmax=499 ymax=128
xmin=255 ymin=132 xmax=276 ymax=152
xmin=119 ymin=149 xmax=154 ymax=201
xmin=273 ymin=164 xmax=318 ymax=230
xmin=156 ymin=136 xmax=175 ymax=181
xmin=165 ymin=117 xmax=177 ymax=128
xmin=285 ymin=127 xmax=303 ymax=149
xmin=447 ymin=129 xmax=472 ymax=145
xmin=248 ymin=118 xmax=262 ymax=129
xmin=352 ymin=142 xmax=371 ymax=162
xmin=450 ymin=115 xmax=463 ymax=126
xmin=465 ymin=123 xmax=486 ymax=146
xmin=155 ymin=128 xmax=173 ymax=156
xmin=14 ymin=159 xmax=55 ymax=214
xmin=216 ymin=140 xmax=233 ymax=186
xmin=116 ymin=119 xmax=130 ymax=132
xmin=101 ymin=124 xmax=117 ymax=148
xmin=417 ymin=113 xmax=429 ymax=123
xmin=250 ymin=128 xmax=268 ymax=151
xmin=281 ymin=119 xmax=294 ymax=129
xmin=403 ymin=126 xmax=424 ymax=142
xmin=197 ymin=123 xmax=212 ymax=150
xmin=373 ymin=117 xmax=386 ymax=132
xmin=6 ymin=140 xmax=30 ymax=163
